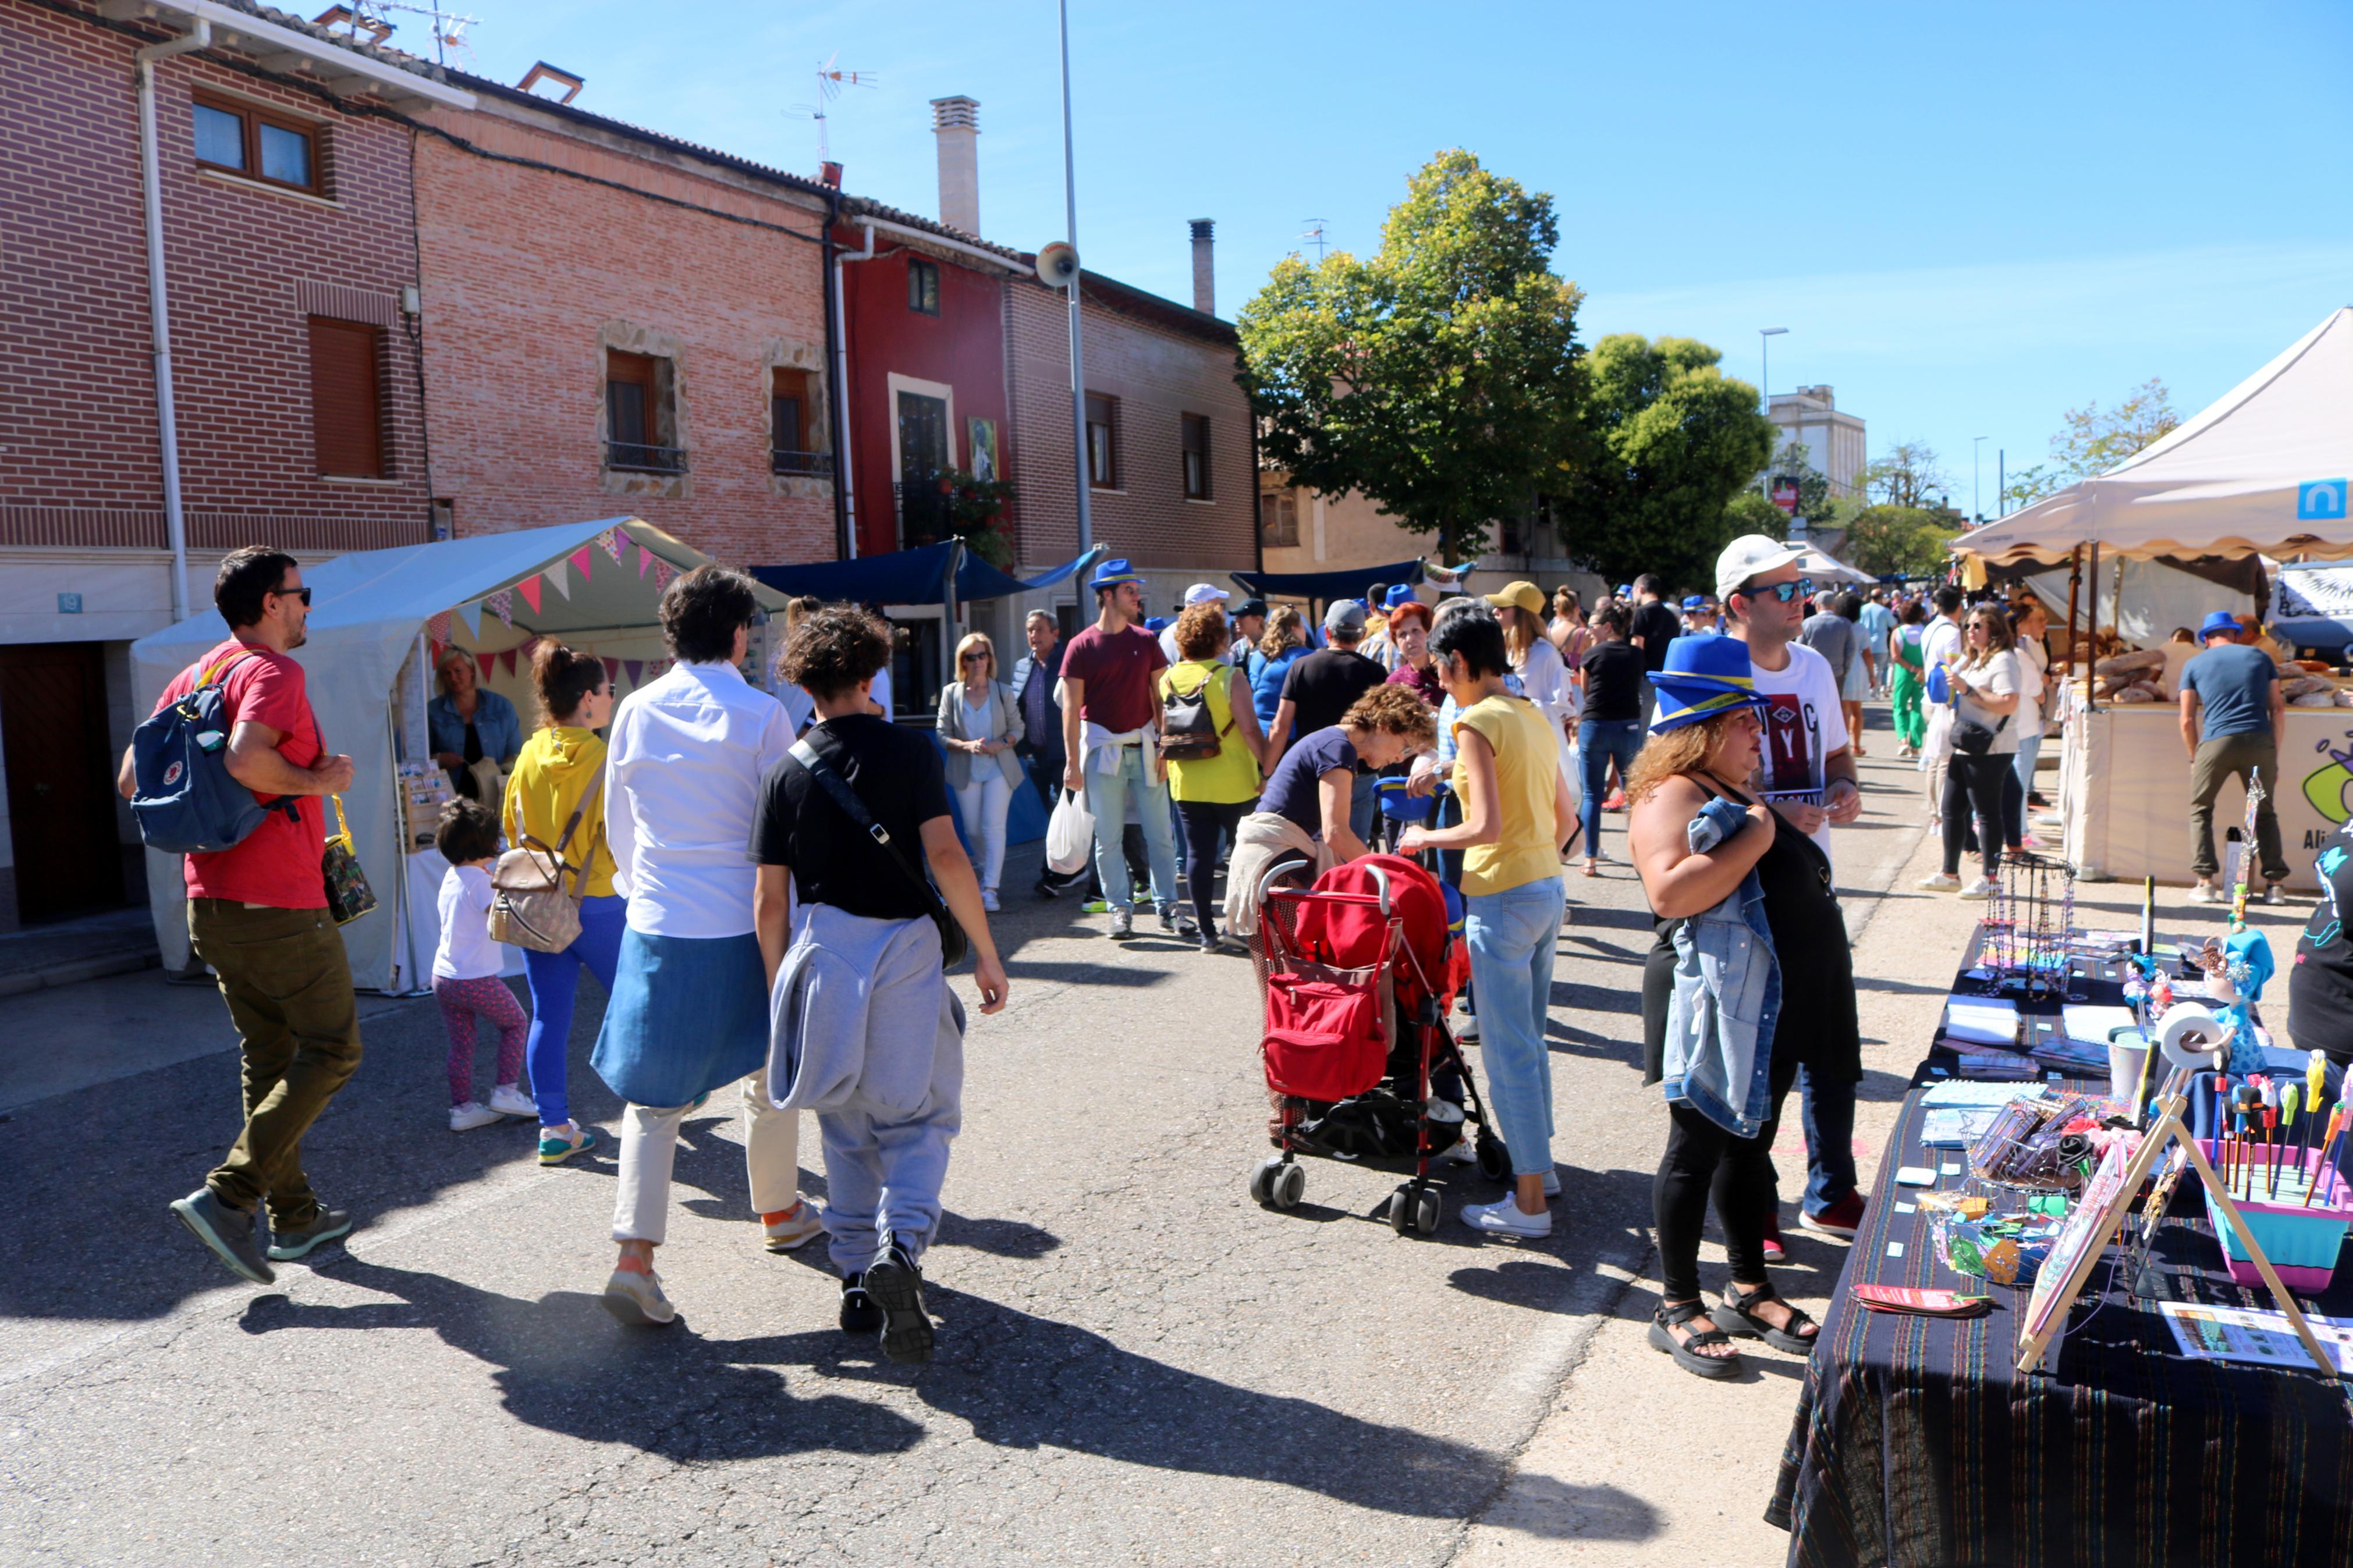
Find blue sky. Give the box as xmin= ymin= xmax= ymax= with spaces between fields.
xmin=440 ymin=0 xmax=2353 ymax=519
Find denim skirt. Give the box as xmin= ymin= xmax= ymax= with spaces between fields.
xmin=590 ymin=927 xmax=768 ymax=1109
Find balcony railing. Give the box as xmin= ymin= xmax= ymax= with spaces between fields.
xmin=605 ymin=440 xmax=688 ymax=475
xmin=771 ymin=448 xmax=835 ymax=478
xmin=895 ymin=480 xmax=953 ymax=545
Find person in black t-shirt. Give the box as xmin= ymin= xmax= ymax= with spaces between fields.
xmin=753 ymin=606 xmax=1006 ymax=1365
xmin=1270 ymin=600 xmax=1390 ymax=844
xmin=1628 ymin=573 xmax=1684 ymax=729
xmin=1573 ymin=603 xmax=1646 ymax=876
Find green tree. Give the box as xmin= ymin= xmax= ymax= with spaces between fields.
xmin=2001 ymin=461 xmax=2065 ymax=512
xmin=2052 ymin=376 xmax=2180 ymax=478
xmin=1237 ymin=150 xmax=1585 ymax=561
xmin=1843 ymin=504 xmax=1960 ymax=577
xmin=1858 ymin=440 xmax=1953 ymax=510
xmin=1554 ymin=335 xmax=1779 ymax=588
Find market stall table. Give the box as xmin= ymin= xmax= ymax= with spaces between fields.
xmin=1768 ymin=1085 xmax=2353 ymax=1567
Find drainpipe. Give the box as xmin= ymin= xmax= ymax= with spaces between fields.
xmin=820 ymin=191 xmax=851 ymax=561
xmin=831 ymin=218 xmax=878 ymax=558
xmin=135 ymin=19 xmax=210 ymax=623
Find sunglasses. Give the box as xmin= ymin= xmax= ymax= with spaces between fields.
xmin=961 ymin=652 xmax=988 ymax=664
xmin=1735 ymin=578 xmax=1811 ymax=605
xmin=271 ymin=585 xmax=313 ymax=606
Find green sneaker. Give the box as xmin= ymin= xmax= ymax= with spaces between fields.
xmin=538 ymin=1123 xmax=598 ymax=1166
xmin=1081 ymin=898 xmax=1112 ymax=914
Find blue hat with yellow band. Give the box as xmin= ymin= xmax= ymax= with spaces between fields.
xmin=1090 ymin=556 xmax=1145 ymax=592
xmin=1648 ymin=633 xmax=1770 ymax=733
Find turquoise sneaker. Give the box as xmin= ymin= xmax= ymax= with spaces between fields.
xmin=538 ymin=1123 xmax=598 ymax=1166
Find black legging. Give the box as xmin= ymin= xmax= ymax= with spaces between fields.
xmin=1942 ymin=752 xmax=2014 ymax=877
xmin=1653 ymin=1045 xmax=1800 ymax=1303
xmin=1177 ymin=799 xmax=1250 ymax=936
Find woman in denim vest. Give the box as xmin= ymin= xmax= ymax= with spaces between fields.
xmin=1630 ymin=635 xmax=1854 ymax=1379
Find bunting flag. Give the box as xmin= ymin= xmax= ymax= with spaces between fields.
xmin=487 ymin=589 xmax=514 ymax=627
xmin=515 ymin=576 xmax=542 ymax=614
xmin=457 ymin=600 xmax=484 ymax=638
xmin=427 ymin=610 xmax=453 ymax=646
xmin=624 ymin=659 xmax=644 ymax=688
xmin=499 ymin=648 xmax=519 ymax=677
xmin=652 ymin=559 xmax=675 ymax=592
xmin=602 ymin=657 xmax=622 ymax=685
xmin=598 ymin=528 xmax=624 ymax=564
xmin=636 ymin=544 xmax=655 ymax=579
xmin=544 ymin=560 xmax=570 ymax=600
xmin=569 ymin=545 xmax=595 ymax=581
xmin=520 ymin=636 xmax=542 ymax=663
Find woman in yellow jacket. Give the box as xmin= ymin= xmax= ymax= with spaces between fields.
xmin=1160 ymin=603 xmax=1269 ymax=953
xmin=501 ymin=642 xmax=619 ymax=1164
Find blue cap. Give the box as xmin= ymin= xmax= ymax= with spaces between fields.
xmin=1144 ymin=616 xmax=1171 ymax=634
xmin=1090 ymin=556 xmax=1145 ymax=592
xmin=1616 ymin=584 xmax=1633 ymax=598
xmin=1649 ymin=634 xmax=1770 ymax=733
xmin=1384 ymin=584 xmax=1417 ymax=610
xmin=1681 ymin=595 xmax=1708 ymax=611
xmin=2199 ymin=610 xmax=2242 ymax=638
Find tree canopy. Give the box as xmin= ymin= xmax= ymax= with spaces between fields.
xmin=1237 ymin=151 xmax=1585 ymax=561
xmin=1554 ymin=335 xmax=1779 ymax=589
xmin=1858 ymin=440 xmax=1952 ymax=511
xmin=2052 ymin=376 xmax=2181 ymax=479
xmin=1843 ymin=504 xmax=1961 ymax=578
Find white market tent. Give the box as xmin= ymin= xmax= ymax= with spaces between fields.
xmin=1788 ymin=542 xmax=1874 ymax=586
xmin=1957 ymin=307 xmax=2353 ymax=566
xmin=132 ymin=517 xmax=783 ymax=993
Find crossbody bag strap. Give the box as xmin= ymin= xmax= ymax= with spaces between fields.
xmin=785 ymin=738 xmax=941 ymax=911
xmin=552 ymin=774 xmax=605 ymax=897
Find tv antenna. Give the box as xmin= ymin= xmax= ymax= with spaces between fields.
xmin=1300 ymin=218 xmax=1330 ymax=262
xmin=315 ymin=2 xmax=478 ymax=67
xmin=788 ymin=52 xmax=877 ymax=163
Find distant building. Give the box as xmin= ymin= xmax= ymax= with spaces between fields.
xmin=1766 ymin=385 xmax=1867 ymax=500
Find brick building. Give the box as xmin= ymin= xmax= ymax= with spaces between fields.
xmin=407 ymin=73 xmax=839 ymax=570
xmin=0 ymin=0 xmax=465 ymax=926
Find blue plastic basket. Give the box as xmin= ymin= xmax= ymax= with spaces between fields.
xmin=1376 ymin=777 xmax=1435 ymax=823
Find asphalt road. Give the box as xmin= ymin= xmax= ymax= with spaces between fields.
xmin=2 ymin=726 xmax=1931 ymax=1568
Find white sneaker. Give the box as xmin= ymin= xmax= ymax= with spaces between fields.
xmin=761 ymin=1199 xmax=825 ymax=1254
xmin=1460 ymin=1195 xmax=1551 ymax=1238
xmin=601 ymin=1265 xmax=677 ymax=1327
xmin=1456 ymin=1014 xmax=1479 ymax=1043
xmin=2188 ymin=883 xmax=2224 ymax=905
xmin=1958 ymin=876 xmax=1996 ymax=901
xmin=449 ymin=1101 xmax=501 ymax=1132
xmin=2265 ymin=884 xmax=2287 ymax=906
xmin=1917 ymin=872 xmax=1961 ymax=891
xmin=487 ymin=1083 xmax=537 ymax=1119
xmin=980 ymin=888 xmax=1000 ymax=913
xmin=1441 ymin=1139 xmax=1478 ymax=1164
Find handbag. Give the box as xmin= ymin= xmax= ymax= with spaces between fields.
xmin=783 ymin=737 xmax=970 ymax=966
xmin=321 ymin=793 xmax=378 ymax=925
xmin=488 ymin=778 xmax=602 ymax=953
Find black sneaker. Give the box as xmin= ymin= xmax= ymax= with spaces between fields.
xmin=169 ymin=1187 xmax=275 ymax=1285
xmin=862 ymin=1243 xmax=934 ymax=1364
xmin=1160 ymin=905 xmax=1200 ymax=940
xmin=267 ymin=1206 xmax=353 ymax=1261
xmin=839 ymin=1271 xmax=884 ymax=1334
xmin=1034 ymin=877 xmax=1062 ymax=901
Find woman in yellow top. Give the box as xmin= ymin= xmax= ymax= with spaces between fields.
xmin=1399 ymin=603 xmax=1577 ymax=1240
xmin=1159 ymin=603 xmax=1270 ymax=953
xmin=501 ymin=642 xmax=619 ymax=1165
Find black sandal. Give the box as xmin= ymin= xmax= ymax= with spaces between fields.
xmin=1648 ymin=1300 xmax=1742 ymax=1381
xmin=1719 ymin=1282 xmax=1819 ymax=1354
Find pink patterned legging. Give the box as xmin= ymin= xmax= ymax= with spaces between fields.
xmin=435 ymin=975 xmax=528 ymax=1107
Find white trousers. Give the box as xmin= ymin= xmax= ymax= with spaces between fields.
xmin=610 ymin=1069 xmax=803 ymax=1244
xmin=954 ymin=773 xmax=1012 ymax=894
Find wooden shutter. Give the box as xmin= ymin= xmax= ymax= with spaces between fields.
xmin=307 ymin=317 xmax=383 ymax=478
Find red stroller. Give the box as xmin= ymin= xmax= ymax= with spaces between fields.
xmin=1248 ymin=852 xmax=1503 ymax=1235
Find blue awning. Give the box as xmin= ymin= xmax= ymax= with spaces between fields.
xmin=1227 ymin=557 xmax=1426 ymax=605
xmin=748 ymin=543 xmax=1105 ymax=607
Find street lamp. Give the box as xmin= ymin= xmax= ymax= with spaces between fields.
xmin=1973 ymin=435 xmax=1988 ymax=525
xmin=1759 ymin=328 xmax=1787 ymax=497
xmin=1057 ymin=0 xmax=1091 ymax=553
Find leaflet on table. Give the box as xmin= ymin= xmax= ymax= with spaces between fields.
xmin=2157 ymin=1302 xmax=2353 ymax=1374
xmin=1943 ymin=998 xmax=2020 ymax=1046
xmin=1953 ymin=1051 xmax=2039 ymax=1080
xmin=1921 ymin=1107 xmax=2004 ymax=1147
xmin=2060 ymin=1004 xmax=2138 ymax=1043
xmin=1922 ymin=1080 xmax=2042 ymax=1106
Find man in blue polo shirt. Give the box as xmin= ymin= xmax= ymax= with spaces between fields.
xmin=2181 ymin=609 xmax=2290 ymax=904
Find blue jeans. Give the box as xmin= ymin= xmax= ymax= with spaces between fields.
xmin=1023 ymin=748 xmax=1066 ymax=810
xmin=523 ymin=893 xmax=626 ymax=1128
xmin=1798 ymin=1065 xmax=1859 ymax=1215
xmin=1577 ymin=718 xmax=1646 ymax=854
xmin=2012 ymin=731 xmax=2042 ymax=801
xmin=1464 ymin=876 xmax=1566 ymax=1178
xmin=1084 ymin=744 xmax=1180 ymax=912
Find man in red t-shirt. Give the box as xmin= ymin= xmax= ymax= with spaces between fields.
xmin=1057 ymin=557 xmax=1185 ymax=940
xmin=120 ymin=547 xmax=359 ymax=1285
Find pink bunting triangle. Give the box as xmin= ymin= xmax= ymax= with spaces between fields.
xmin=624 ymin=659 xmax=644 ymax=688
xmin=652 ymin=560 xmax=674 ymax=592
xmin=598 ymin=528 xmax=624 ymax=563
xmin=487 ymin=589 xmax=513 ymax=627
xmin=569 ymin=545 xmax=595 ymax=581
xmin=516 ymin=576 xmax=542 ymax=614
xmin=636 ymin=544 xmax=654 ymax=578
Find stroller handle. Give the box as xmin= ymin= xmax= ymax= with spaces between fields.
xmin=1361 ymin=862 xmax=1393 ymax=918
xmin=1256 ymin=854 xmax=1315 ymax=908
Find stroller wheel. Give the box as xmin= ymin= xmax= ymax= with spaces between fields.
xmin=1272 ymin=1162 xmax=1307 ymax=1210
xmin=1388 ymin=1183 xmax=1417 ymax=1236
xmin=1475 ymin=1135 xmax=1510 ymax=1184
xmin=1250 ymin=1155 xmax=1284 ymax=1207
xmin=1415 ymin=1188 xmax=1441 ymax=1235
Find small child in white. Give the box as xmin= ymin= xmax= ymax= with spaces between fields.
xmin=432 ymin=799 xmax=534 ymax=1130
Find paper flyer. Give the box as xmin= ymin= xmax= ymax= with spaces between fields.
xmin=2156 ymin=1302 xmax=2353 ymax=1374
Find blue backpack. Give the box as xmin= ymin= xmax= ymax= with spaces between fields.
xmin=130 ymin=649 xmax=299 ymax=854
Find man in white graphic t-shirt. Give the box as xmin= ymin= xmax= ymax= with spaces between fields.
xmin=1717 ymin=535 xmax=1866 ymax=1248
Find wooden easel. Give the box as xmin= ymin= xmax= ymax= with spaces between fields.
xmin=2015 ymin=1085 xmax=2339 ymax=1378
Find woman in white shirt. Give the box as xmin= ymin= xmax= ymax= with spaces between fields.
xmin=934 ymin=631 xmax=1025 ymax=913
xmin=1919 ymin=605 xmax=2022 ymax=899
xmin=592 ymin=567 xmax=806 ymax=1328
xmin=2007 ymin=599 xmax=2052 ymax=834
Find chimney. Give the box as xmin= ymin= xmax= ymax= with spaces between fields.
xmin=1189 ymin=218 xmax=1215 ymax=315
xmin=930 ymin=96 xmax=980 ymax=236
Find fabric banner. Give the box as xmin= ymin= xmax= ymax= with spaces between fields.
xmin=652 ymin=560 xmax=674 ymax=592
xmin=602 ymin=656 xmax=622 ymax=685
xmin=569 ymin=545 xmax=595 ymax=582
xmin=427 ymin=610 xmax=452 ymax=645
xmin=514 ymin=577 xmax=541 ymax=615
xmin=598 ymin=528 xmax=624 ymax=563
xmin=487 ymin=589 xmax=514 ymax=627
xmin=457 ymin=601 xmax=483 ymax=638
xmin=637 ymin=544 xmax=655 ymax=578
xmin=1228 ymin=556 xmax=1428 ymax=605
xmin=544 ymin=560 xmax=570 ymax=600
xmin=624 ymin=659 xmax=644 ymax=687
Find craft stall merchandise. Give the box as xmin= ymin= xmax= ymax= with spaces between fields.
xmin=1772 ymin=855 xmax=2353 ymax=1568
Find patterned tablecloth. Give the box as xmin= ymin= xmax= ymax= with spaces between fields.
xmin=1768 ymin=1084 xmax=2353 ymax=1567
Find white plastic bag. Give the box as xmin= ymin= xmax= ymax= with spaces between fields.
xmin=1045 ymin=787 xmax=1096 ymax=876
